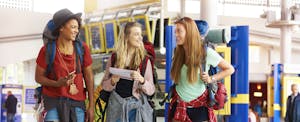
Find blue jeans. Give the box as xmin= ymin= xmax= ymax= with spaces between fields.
xmin=7 ymin=113 xmax=15 ymax=122
xmin=44 ymin=107 xmax=85 ymax=122
xmin=116 ymin=109 xmax=137 ymax=122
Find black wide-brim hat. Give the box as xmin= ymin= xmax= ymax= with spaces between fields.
xmin=52 ymin=8 xmax=82 ymax=32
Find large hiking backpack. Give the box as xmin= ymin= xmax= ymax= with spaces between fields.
xmin=197 ymin=20 xmax=228 ymax=110
xmin=42 ymin=19 xmax=85 ymax=75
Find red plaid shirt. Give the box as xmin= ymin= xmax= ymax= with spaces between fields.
xmin=168 ymin=90 xmax=216 ymax=122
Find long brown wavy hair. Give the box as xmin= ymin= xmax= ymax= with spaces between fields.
xmin=171 ymin=17 xmax=206 ymax=84
xmin=114 ymin=22 xmax=146 ymax=70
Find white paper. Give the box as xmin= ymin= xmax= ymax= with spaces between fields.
xmin=109 ymin=67 xmax=133 ymax=80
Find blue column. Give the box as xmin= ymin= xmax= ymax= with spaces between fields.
xmin=227 ymin=26 xmax=249 ymax=121
xmin=164 ymin=26 xmax=176 ymax=122
xmin=270 ymin=64 xmax=282 ymax=122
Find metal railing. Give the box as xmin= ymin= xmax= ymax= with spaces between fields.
xmin=218 ymin=0 xmax=300 ymax=7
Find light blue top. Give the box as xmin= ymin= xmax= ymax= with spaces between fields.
xmin=175 ymin=47 xmax=223 ymax=102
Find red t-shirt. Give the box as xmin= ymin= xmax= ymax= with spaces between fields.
xmin=36 ymin=42 xmax=92 ymax=101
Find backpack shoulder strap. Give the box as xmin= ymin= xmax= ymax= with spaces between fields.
xmin=74 ymin=40 xmax=85 ymax=73
xmin=45 ymin=40 xmax=56 ymax=75
xmin=139 ymin=56 xmax=150 ymax=77
xmin=110 ymin=53 xmax=117 ymax=67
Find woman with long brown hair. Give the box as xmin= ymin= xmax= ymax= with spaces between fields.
xmin=101 ymin=22 xmax=155 ymax=122
xmin=169 ymin=17 xmax=234 ymax=122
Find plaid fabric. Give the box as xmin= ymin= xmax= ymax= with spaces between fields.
xmin=168 ymin=90 xmax=216 ymax=122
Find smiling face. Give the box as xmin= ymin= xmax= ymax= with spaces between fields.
xmin=127 ymin=26 xmax=143 ymax=48
xmin=175 ymin=23 xmax=186 ymax=46
xmin=59 ymin=19 xmax=79 ymax=41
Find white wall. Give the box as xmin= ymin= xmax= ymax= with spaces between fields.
xmin=0 ymin=38 xmax=43 ymax=67
xmin=0 ymin=8 xmax=51 ymax=38
xmin=0 ymin=8 xmax=50 ymax=67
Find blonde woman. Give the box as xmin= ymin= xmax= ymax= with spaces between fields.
xmin=168 ymin=17 xmax=234 ymax=122
xmin=101 ymin=22 xmax=155 ymax=122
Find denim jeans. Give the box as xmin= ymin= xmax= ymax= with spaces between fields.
xmin=116 ymin=109 xmax=137 ymax=122
xmin=44 ymin=107 xmax=85 ymax=122
xmin=7 ymin=113 xmax=15 ymax=122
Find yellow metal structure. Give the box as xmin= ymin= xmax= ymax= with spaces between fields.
xmin=267 ymin=77 xmax=274 ymax=117
xmin=231 ymin=94 xmax=249 ymax=104
xmin=134 ymin=15 xmax=152 ymax=43
xmin=87 ymin=23 xmax=106 ymax=53
xmin=79 ymin=25 xmax=90 ymax=48
xmin=214 ymin=46 xmax=231 ymax=115
xmin=116 ymin=17 xmax=132 ymax=37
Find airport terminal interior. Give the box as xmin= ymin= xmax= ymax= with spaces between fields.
xmin=1 ymin=0 xmax=300 ymax=122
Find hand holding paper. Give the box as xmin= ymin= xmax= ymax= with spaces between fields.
xmin=131 ymin=71 xmax=145 ymax=84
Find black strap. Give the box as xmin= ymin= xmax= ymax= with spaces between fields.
xmin=140 ymin=56 xmax=149 ymax=77
xmin=74 ymin=40 xmax=84 ymax=74
xmin=45 ymin=40 xmax=56 ymax=75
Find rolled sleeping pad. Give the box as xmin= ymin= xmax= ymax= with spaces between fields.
xmin=206 ymin=28 xmax=231 ymax=44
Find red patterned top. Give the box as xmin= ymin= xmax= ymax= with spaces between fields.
xmin=168 ymin=89 xmax=216 ymax=122
xmin=36 ymin=42 xmax=92 ymax=101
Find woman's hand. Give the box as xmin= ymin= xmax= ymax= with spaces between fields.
xmin=67 ymin=73 xmax=76 ymax=85
xmin=111 ymin=75 xmax=120 ymax=85
xmin=131 ymin=71 xmax=145 ymax=84
xmin=201 ymin=72 xmax=212 ymax=83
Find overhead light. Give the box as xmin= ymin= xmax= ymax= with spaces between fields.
xmin=257 ymin=84 xmax=261 ymax=90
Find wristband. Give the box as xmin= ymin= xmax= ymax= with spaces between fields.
xmin=211 ymin=76 xmax=217 ymax=83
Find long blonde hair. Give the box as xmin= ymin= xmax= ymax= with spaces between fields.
xmin=171 ymin=17 xmax=206 ymax=84
xmin=114 ymin=22 xmax=146 ymax=69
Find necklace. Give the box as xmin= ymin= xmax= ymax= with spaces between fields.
xmin=57 ymin=47 xmax=79 ymax=95
xmin=57 ymin=47 xmax=75 ymax=73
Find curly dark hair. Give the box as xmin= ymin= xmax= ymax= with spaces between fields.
xmin=52 ymin=16 xmax=82 ymax=37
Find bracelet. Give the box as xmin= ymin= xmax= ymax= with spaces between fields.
xmin=210 ymin=76 xmax=217 ymax=83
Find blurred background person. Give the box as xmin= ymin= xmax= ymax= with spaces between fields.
xmin=5 ymin=91 xmax=18 ymax=122
xmin=285 ymin=84 xmax=300 ymax=122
